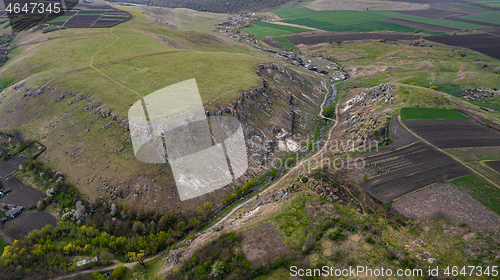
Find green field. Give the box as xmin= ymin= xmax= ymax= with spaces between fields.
xmin=475 ymin=0 xmax=500 ymax=8
xmin=291 ymin=18 xmax=435 ymax=33
xmin=267 ymin=7 xmax=481 ymax=33
xmin=460 ymin=11 xmax=500 ymax=25
xmin=273 ymin=8 xmax=385 ymax=24
xmin=243 ymin=21 xmax=309 ymax=38
xmin=43 ymin=16 xmax=72 ymax=23
xmin=452 ymin=174 xmax=500 ymax=215
xmin=400 ymin=107 xmax=469 ymax=120
xmin=368 ymin=10 xmax=490 ymax=30
xmin=273 ymin=36 xmax=299 ymax=50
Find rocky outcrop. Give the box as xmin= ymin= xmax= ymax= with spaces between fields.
xmin=205 ymin=63 xmax=323 ymax=167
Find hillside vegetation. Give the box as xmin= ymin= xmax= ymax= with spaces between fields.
xmin=106 ymin=0 xmax=292 ymax=13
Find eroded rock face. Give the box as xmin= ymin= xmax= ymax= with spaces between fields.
xmin=205 ymin=63 xmax=324 ymax=168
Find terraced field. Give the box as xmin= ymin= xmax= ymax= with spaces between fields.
xmin=1 ymin=3 xmax=134 ymax=31
xmin=404 ymin=119 xmax=500 ymax=149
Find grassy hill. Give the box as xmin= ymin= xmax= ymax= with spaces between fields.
xmin=0 ymin=5 xmax=329 ymax=216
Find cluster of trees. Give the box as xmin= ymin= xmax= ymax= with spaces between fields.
xmin=323 ymin=104 xmax=335 ymax=118
xmin=220 ymin=180 xmax=254 ymax=204
xmin=167 ymin=233 xmax=254 ymax=279
xmin=0 ymin=206 xmax=205 ymax=278
xmin=24 ymin=160 xmax=81 ymax=210
xmin=0 ymin=159 xmax=218 ymax=278
xmin=168 ymin=232 xmax=298 ymax=279
xmin=106 ymin=0 xmax=291 ymax=13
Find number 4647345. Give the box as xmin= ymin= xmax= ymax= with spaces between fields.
xmin=6 ymin=3 xmax=61 ymax=14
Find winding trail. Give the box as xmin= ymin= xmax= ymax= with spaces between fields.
xmin=210 ymin=78 xmax=340 ymax=231
xmin=52 ymin=76 xmax=343 ymax=279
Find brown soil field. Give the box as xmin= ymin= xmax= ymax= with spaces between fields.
xmin=456 ymin=109 xmax=500 ymax=132
xmin=450 ymin=17 xmax=500 ymax=28
xmin=47 ymin=22 xmax=65 ymax=27
xmin=286 ymin=33 xmax=421 ymax=46
xmin=383 ymin=18 xmax=458 ymax=32
xmin=0 ymin=162 xmax=18 ymax=178
xmin=238 ymin=222 xmax=290 ymax=268
xmin=8 ymin=154 xmax=29 ymax=166
xmin=485 ymin=161 xmax=500 ymax=173
xmin=403 ymin=119 xmax=500 ymax=149
xmin=64 ymin=15 xmax=102 ymax=28
xmin=359 ymin=142 xmax=472 ymax=202
xmin=93 ymin=21 xmax=124 ymax=28
xmin=391 ymin=0 xmax=453 ymax=3
xmin=0 ymin=175 xmax=46 ymax=207
xmin=4 ymin=211 xmax=58 ymax=236
xmin=307 ymin=0 xmax=429 ymax=11
xmin=425 ymin=33 xmax=500 ymax=60
xmin=491 ymin=29 xmax=500 ymax=36
xmin=262 ymin=39 xmax=283 ymax=49
xmin=394 ymin=5 xmax=481 ymax=19
xmin=393 ymin=184 xmax=500 ymax=230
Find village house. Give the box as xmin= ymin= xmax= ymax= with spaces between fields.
xmin=5 ymin=206 xmax=22 ymax=218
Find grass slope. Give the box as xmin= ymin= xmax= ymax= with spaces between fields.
xmin=308 ymin=41 xmax=500 ymax=110
xmin=0 ymin=8 xmax=263 ymax=116
xmin=400 ymin=107 xmax=469 ymax=120
xmin=0 ymin=6 xmax=272 ymax=212
xmin=452 ymin=174 xmax=500 ymax=215
xmin=243 ymin=21 xmax=309 ymax=38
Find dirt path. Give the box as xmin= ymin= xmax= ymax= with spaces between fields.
xmin=268 ymin=21 xmax=319 ymax=31
xmin=53 ymin=76 xmax=341 ymax=279
xmin=54 ymin=255 xmax=159 ymax=280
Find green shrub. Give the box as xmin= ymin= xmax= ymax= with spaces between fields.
xmin=328 ymin=229 xmax=346 ymax=242
xmin=112 ymin=262 xmax=126 ymax=279
xmin=366 ymin=236 xmax=375 ymax=244
xmin=323 ymin=105 xmax=335 ymax=118
xmin=227 ymin=233 xmax=237 ymax=242
xmin=401 ymin=258 xmax=414 ymax=269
